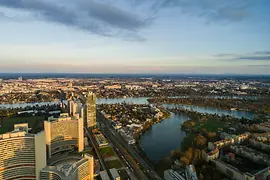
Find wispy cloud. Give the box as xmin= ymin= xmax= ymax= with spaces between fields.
xmin=215 ymin=50 xmax=270 ymax=61
xmin=236 ymin=56 xmax=270 ymax=61
xmin=254 ymin=51 xmax=270 ymax=55
xmin=135 ymin=0 xmax=253 ymax=22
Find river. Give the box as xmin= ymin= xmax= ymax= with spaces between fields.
xmin=97 ymin=97 xmax=257 ymax=162
xmin=97 ymin=97 xmax=256 ymax=119
xmin=139 ymin=113 xmax=188 ymax=163
xmin=0 ymin=101 xmax=59 ymax=109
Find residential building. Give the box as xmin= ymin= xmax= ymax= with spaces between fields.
xmin=212 ymin=159 xmax=255 ymax=180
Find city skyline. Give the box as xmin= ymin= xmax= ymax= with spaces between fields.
xmin=0 ymin=0 xmax=270 ymax=74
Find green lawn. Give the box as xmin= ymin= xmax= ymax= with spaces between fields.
xmin=118 ymin=170 xmax=129 ymax=180
xmin=0 ymin=116 xmax=44 ymax=134
xmin=100 ymin=147 xmax=115 ymax=157
xmin=107 ymin=159 xmax=123 ymax=169
xmin=197 ymin=119 xmax=227 ymax=132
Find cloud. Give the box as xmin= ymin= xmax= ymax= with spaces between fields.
xmin=135 ymin=0 xmax=253 ymax=22
xmin=0 ymin=11 xmax=10 ymax=19
xmin=215 ymin=50 xmax=270 ymax=61
xmin=0 ymin=0 xmax=262 ymax=40
xmin=254 ymin=51 xmax=270 ymax=55
xmin=0 ymin=0 xmax=149 ymax=41
xmin=236 ymin=56 xmax=270 ymax=61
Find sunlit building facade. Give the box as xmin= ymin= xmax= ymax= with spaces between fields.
xmin=40 ymin=154 xmax=94 ymax=180
xmin=0 ymin=127 xmax=46 ymax=180
xmin=44 ymin=113 xmax=84 ymax=159
xmin=86 ymin=92 xmax=96 ymax=128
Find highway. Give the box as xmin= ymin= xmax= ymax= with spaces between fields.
xmin=97 ymin=112 xmax=163 ymax=180
xmin=84 ymin=127 xmax=114 ymax=180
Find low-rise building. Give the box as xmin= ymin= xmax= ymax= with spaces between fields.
xmin=100 ymin=170 xmax=110 ymax=180
xmin=109 ymin=168 xmax=120 ymax=180
xmin=212 ymin=159 xmax=255 ymax=180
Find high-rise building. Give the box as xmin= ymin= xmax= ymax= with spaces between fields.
xmin=86 ymin=92 xmax=96 ymax=128
xmin=40 ymin=154 xmax=94 ymax=180
xmin=68 ymin=100 xmax=74 ymax=116
xmin=44 ymin=113 xmax=84 ymax=159
xmin=0 ymin=125 xmax=46 ymax=180
xmin=68 ymin=99 xmax=83 ymax=117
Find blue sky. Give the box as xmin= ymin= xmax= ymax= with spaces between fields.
xmin=0 ymin=0 xmax=270 ymax=74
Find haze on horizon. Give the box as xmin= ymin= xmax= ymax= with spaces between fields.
xmin=0 ymin=0 xmax=270 ymax=74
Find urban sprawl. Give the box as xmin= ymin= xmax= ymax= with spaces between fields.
xmin=0 ymin=76 xmax=269 ymax=180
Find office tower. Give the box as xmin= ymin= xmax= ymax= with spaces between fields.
xmin=0 ymin=125 xmax=46 ymax=180
xmin=44 ymin=113 xmax=84 ymax=159
xmin=68 ymin=99 xmax=82 ymax=117
xmin=40 ymin=154 xmax=94 ymax=180
xmin=73 ymin=101 xmax=82 ymax=116
xmin=86 ymin=92 xmax=96 ymax=128
xmin=68 ymin=99 xmax=74 ymax=116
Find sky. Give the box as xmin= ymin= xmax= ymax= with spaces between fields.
xmin=0 ymin=0 xmax=270 ymax=74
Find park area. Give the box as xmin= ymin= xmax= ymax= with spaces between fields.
xmin=0 ymin=115 xmax=44 ymax=134
xmin=100 ymin=147 xmax=116 ymax=158
xmin=196 ymin=119 xmax=228 ymax=132
xmin=107 ymin=159 xmax=123 ymax=169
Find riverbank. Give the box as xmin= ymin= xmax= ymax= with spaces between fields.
xmin=148 ymin=97 xmax=270 ymax=114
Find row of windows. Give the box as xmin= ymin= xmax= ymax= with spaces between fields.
xmin=40 ymin=172 xmax=62 ymax=180
xmin=0 ymin=138 xmax=35 ymax=168
xmin=0 ymin=165 xmax=35 ymax=180
xmin=51 ymin=122 xmax=79 ymax=141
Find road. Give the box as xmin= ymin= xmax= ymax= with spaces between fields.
xmin=99 ymin=118 xmax=148 ymax=179
xmin=97 ymin=112 xmax=163 ymax=180
xmin=84 ymin=127 xmax=114 ymax=180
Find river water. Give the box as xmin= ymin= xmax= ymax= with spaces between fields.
xmin=97 ymin=97 xmax=257 ymax=162
xmin=0 ymin=101 xmax=59 ymax=109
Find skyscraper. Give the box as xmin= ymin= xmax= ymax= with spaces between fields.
xmin=44 ymin=113 xmax=84 ymax=159
xmin=0 ymin=125 xmax=46 ymax=180
xmin=86 ymin=92 xmax=96 ymax=128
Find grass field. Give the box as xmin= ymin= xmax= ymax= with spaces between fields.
xmin=107 ymin=159 xmax=123 ymax=169
xmin=100 ymin=147 xmax=116 ymax=157
xmin=197 ymin=119 xmax=227 ymax=132
xmin=0 ymin=116 xmax=44 ymax=134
